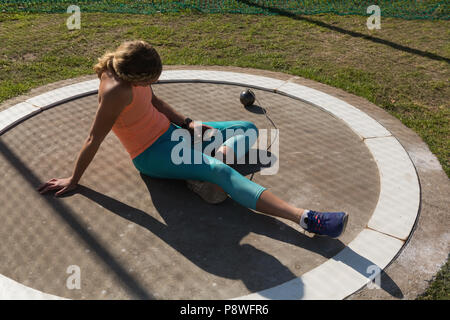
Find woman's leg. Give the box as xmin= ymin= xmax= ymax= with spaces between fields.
xmin=256 ymin=190 xmax=304 ymax=223
xmin=134 ymin=140 xmax=262 ymax=208
xmin=186 ymin=120 xmax=259 ymax=199
xmin=202 ymin=121 xmax=258 ymax=163
xmin=132 ymin=131 xmax=304 ymax=223
xmin=202 ymin=121 xmax=304 ymax=222
xmin=133 ymin=125 xmax=348 ymax=237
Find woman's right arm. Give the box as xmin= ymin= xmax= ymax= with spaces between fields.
xmin=70 ymin=87 xmax=130 ymax=184
xmin=37 ymin=85 xmax=131 ymax=196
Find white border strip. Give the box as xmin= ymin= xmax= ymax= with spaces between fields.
xmin=0 ymin=274 xmax=64 ymax=300
xmin=365 ymin=137 xmax=421 ymax=240
xmin=26 ymin=79 xmax=99 ymax=110
xmin=236 ymin=229 xmax=404 ymax=300
xmin=0 ymin=70 xmax=420 ymax=300
xmin=0 ymin=102 xmax=41 ymax=135
xmin=274 ymin=81 xmax=391 ymax=140
xmin=158 ymin=70 xmax=286 ymax=90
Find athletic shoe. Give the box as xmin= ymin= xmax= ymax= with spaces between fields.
xmin=304 ymin=210 xmax=349 ymax=238
xmin=186 ymin=180 xmax=228 ymax=204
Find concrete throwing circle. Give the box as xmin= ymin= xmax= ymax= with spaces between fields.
xmin=0 ymin=70 xmax=420 ymax=300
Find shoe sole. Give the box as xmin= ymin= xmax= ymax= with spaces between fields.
xmin=335 ymin=212 xmax=349 ymax=239
xmin=186 ymin=180 xmax=228 ymax=205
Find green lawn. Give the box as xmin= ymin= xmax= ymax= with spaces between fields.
xmin=0 ymin=10 xmax=448 ymax=298
xmin=417 ymin=257 xmax=449 ymax=300
xmin=1 ymin=0 xmax=447 ymax=20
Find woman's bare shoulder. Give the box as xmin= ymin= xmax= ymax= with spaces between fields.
xmin=98 ymin=70 xmax=132 ymax=105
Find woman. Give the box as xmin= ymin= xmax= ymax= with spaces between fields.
xmin=37 ymin=40 xmax=348 ymax=238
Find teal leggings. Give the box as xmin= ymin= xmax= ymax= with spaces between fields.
xmin=132 ymin=121 xmax=266 ymax=209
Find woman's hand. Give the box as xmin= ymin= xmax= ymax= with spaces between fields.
xmin=188 ymin=121 xmax=215 ymax=139
xmin=37 ymin=177 xmax=78 ymax=197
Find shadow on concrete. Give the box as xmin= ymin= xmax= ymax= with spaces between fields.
xmin=76 ymin=169 xmax=403 ymax=299
xmin=0 ymin=140 xmax=153 ymax=299
xmin=229 ymin=149 xmax=276 ymax=177
xmin=333 ymin=249 xmax=404 ymax=299
xmin=77 ymin=179 xmax=314 ymax=297
xmin=377 ymin=271 xmax=404 ymax=298
xmin=1 ymin=132 xmax=402 ymax=298
xmin=244 ymin=104 xmax=266 ymax=115
xmin=238 ymin=0 xmax=450 ymax=64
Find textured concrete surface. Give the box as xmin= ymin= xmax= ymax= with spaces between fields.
xmin=0 ymin=78 xmax=378 ymax=299
xmin=178 ymin=66 xmax=449 ymax=300
xmin=163 ymin=65 xmax=449 ymax=300
xmin=0 ymin=65 xmax=447 ymax=299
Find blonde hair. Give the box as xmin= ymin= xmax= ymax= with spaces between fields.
xmin=94 ymin=40 xmax=162 ymax=83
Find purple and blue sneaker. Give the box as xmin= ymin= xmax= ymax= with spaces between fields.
xmin=304 ymin=210 xmax=349 ymax=238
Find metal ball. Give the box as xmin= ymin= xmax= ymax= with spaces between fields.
xmin=240 ymin=89 xmax=255 ymax=107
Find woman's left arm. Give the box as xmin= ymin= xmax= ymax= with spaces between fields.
xmin=152 ymin=92 xmax=214 ymax=134
xmin=152 ymin=93 xmax=186 ymax=126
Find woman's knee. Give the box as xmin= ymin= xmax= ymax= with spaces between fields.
xmin=243 ymin=121 xmax=259 ymax=137
xmin=243 ymin=122 xmax=258 ymax=150
xmin=209 ymin=162 xmax=233 ymax=181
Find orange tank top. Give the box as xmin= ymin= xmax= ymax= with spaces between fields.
xmin=112 ymin=85 xmax=170 ymax=159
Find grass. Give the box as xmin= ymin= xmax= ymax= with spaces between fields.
xmin=417 ymin=257 xmax=449 ymax=300
xmin=0 ymin=10 xmax=448 ymax=298
xmin=0 ymin=0 xmax=448 ymax=20
xmin=0 ymin=11 xmax=448 ymax=175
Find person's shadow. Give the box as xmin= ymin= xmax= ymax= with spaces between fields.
xmin=73 ymin=152 xmax=346 ymax=297
xmin=72 ymin=152 xmax=403 ymax=299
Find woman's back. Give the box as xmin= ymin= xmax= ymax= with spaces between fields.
xmin=100 ymin=71 xmax=170 ymax=159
